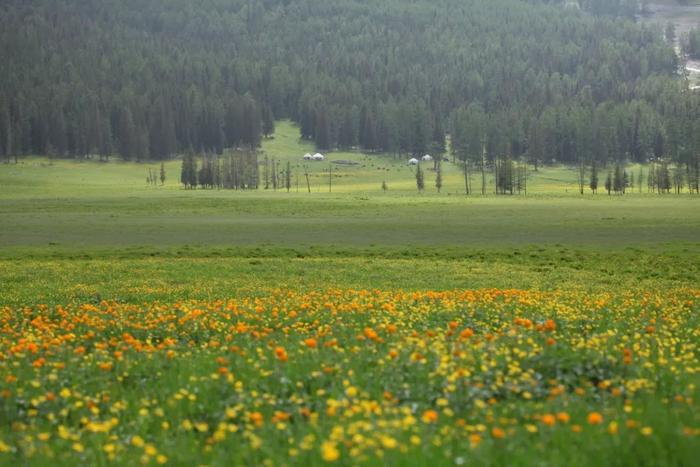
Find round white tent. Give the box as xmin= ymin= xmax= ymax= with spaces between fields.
xmin=408 ymin=158 xmax=419 ymax=165
xmin=422 ymin=154 xmax=433 ymax=162
xmin=312 ymin=153 xmax=325 ymax=161
xmin=303 ymin=153 xmax=313 ymax=160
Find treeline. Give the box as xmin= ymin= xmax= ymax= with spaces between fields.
xmin=586 ymin=158 xmax=700 ymax=195
xmin=1 ymin=0 xmax=698 ymax=164
xmin=180 ymin=152 xmax=259 ymax=190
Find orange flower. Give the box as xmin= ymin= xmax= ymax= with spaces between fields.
xmin=469 ymin=433 xmax=481 ymax=447
xmin=542 ymin=414 xmax=556 ymax=426
xmin=544 ymin=319 xmax=556 ymax=331
xmin=556 ymin=412 xmax=570 ymax=424
xmin=98 ymin=362 xmax=113 ymax=371
xmin=491 ymin=427 xmax=506 ymax=439
xmin=459 ymin=328 xmax=474 ymax=339
xmin=388 ymin=349 xmax=398 ymax=359
xmin=274 ymin=346 xmax=288 ymax=362
xmin=363 ymin=327 xmax=379 ymax=341
xmin=422 ymin=410 xmax=439 ymax=423
xmin=271 ymin=411 xmax=290 ymax=423
xmin=587 ymin=412 xmax=603 ymax=425
xmin=304 ymin=338 xmax=317 ymax=349
xmin=249 ymin=412 xmax=264 ymax=427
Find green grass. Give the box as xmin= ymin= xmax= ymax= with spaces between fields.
xmin=1 ymin=119 xmax=698 ymax=307
xmin=1 ymin=121 xmax=699 ymax=466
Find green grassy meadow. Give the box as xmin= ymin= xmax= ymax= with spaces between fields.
xmin=1 ymin=121 xmax=699 ymax=466
xmin=1 ymin=120 xmax=699 ymax=305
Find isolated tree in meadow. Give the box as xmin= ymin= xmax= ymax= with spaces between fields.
xmin=638 ymin=166 xmax=644 ymax=193
xmin=605 ymin=171 xmax=612 ymax=195
xmin=271 ymin=159 xmax=278 ymax=190
xmin=160 ymin=162 xmax=166 ymax=185
xmin=435 ymin=159 xmax=443 ymax=193
xmin=285 ymin=161 xmax=291 ymax=192
xmin=381 ymin=180 xmax=388 ymax=192
xmin=264 ymin=155 xmax=270 ymax=189
xmin=416 ymin=163 xmax=425 ymax=192
xmin=577 ymin=160 xmax=586 ymax=195
xmin=613 ymin=164 xmax=624 ymax=194
xmin=590 ymin=161 xmax=599 ymax=193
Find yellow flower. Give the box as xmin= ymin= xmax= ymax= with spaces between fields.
xmin=132 ymin=435 xmax=145 ymax=447
xmin=0 ymin=440 xmax=12 ymax=453
xmin=345 ymin=386 xmax=358 ymax=398
xmin=608 ymin=421 xmax=619 ymax=435
xmin=321 ymin=441 xmax=340 ymax=462
xmin=72 ymin=442 xmax=84 ymax=453
xmin=156 ymin=454 xmax=168 ymax=464
xmin=381 ymin=436 xmax=398 ymax=449
xmin=641 ymin=427 xmax=653 ymax=436
xmin=103 ymin=443 xmax=116 ymax=454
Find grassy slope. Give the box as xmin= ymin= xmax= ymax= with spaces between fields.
xmin=0 ymin=120 xmax=698 ymax=305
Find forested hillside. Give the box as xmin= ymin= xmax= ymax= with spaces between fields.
xmin=1 ymin=0 xmax=699 ymax=167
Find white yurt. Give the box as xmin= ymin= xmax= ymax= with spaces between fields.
xmin=422 ymin=154 xmax=433 ymax=162
xmin=408 ymin=158 xmax=419 ymax=165
xmin=303 ymin=153 xmax=313 ymax=160
xmin=312 ymin=153 xmax=325 ymax=161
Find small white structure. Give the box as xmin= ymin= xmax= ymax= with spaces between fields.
xmin=303 ymin=153 xmax=313 ymax=160
xmin=312 ymin=153 xmax=325 ymax=161
xmin=408 ymin=158 xmax=419 ymax=165
xmin=422 ymin=154 xmax=433 ymax=162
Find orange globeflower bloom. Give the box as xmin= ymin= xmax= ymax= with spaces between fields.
xmin=587 ymin=412 xmax=604 ymax=425
xmin=459 ymin=328 xmax=474 ymax=339
xmin=422 ymin=410 xmax=439 ymax=424
xmin=249 ymin=412 xmax=264 ymax=427
xmin=491 ymin=427 xmax=506 ymax=439
xmin=556 ymin=412 xmax=570 ymax=423
xmin=275 ymin=346 xmax=288 ymax=362
xmin=99 ymin=362 xmax=113 ymax=371
xmin=304 ymin=338 xmax=317 ymax=349
xmin=542 ymin=414 xmax=556 ymax=426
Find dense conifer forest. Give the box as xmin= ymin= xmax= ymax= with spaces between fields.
xmin=1 ymin=0 xmax=699 ymax=171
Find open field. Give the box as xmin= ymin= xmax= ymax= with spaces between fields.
xmin=1 ymin=121 xmax=699 ymax=465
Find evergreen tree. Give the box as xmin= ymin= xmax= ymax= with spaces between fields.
xmin=160 ymin=162 xmax=166 ymax=186
xmin=415 ymin=163 xmax=425 ymax=192
xmin=590 ymin=161 xmax=599 ymax=193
